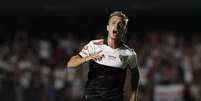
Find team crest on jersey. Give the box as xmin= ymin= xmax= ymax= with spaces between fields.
xmin=119 ymin=55 xmax=128 ymax=63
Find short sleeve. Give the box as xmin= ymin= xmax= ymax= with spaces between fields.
xmin=79 ymin=41 xmax=94 ymax=58
xmin=128 ymin=51 xmax=138 ymax=69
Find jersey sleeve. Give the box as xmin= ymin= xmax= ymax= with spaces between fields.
xmin=128 ymin=51 xmax=138 ymax=69
xmin=78 ymin=41 xmax=94 ymax=58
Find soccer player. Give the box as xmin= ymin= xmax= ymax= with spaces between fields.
xmin=67 ymin=11 xmax=139 ymax=101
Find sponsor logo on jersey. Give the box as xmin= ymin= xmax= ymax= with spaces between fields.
xmin=108 ymin=55 xmax=117 ymax=59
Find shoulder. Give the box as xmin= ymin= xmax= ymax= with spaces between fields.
xmin=123 ymin=44 xmax=137 ymax=56
xmin=123 ymin=44 xmax=138 ymax=68
xmin=84 ymin=39 xmax=104 ymax=49
xmin=81 ymin=39 xmax=103 ymax=55
xmin=90 ymin=39 xmax=104 ymax=45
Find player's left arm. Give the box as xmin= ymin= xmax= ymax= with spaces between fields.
xmin=129 ymin=65 xmax=139 ymax=101
xmin=128 ymin=53 xmax=139 ymax=101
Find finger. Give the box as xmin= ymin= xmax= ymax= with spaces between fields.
xmin=100 ymin=54 xmax=104 ymax=58
xmin=92 ymin=58 xmax=97 ymax=61
xmin=97 ymin=54 xmax=105 ymax=61
xmin=97 ymin=54 xmax=103 ymax=59
xmin=97 ymin=57 xmax=102 ymax=61
xmin=96 ymin=53 xmax=104 ymax=58
xmin=96 ymin=50 xmax=103 ymax=54
xmin=94 ymin=56 xmax=100 ymax=61
xmin=93 ymin=55 xmax=101 ymax=61
xmin=94 ymin=54 xmax=101 ymax=58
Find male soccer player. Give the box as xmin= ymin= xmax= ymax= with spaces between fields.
xmin=67 ymin=11 xmax=139 ymax=101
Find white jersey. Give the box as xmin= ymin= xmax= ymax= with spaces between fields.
xmin=79 ymin=39 xmax=138 ymax=69
xmin=78 ymin=39 xmax=138 ymax=100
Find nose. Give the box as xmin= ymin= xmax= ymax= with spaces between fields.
xmin=117 ymin=23 xmax=121 ymax=28
xmin=116 ymin=23 xmax=122 ymax=29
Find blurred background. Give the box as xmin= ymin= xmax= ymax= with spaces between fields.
xmin=0 ymin=0 xmax=199 ymax=101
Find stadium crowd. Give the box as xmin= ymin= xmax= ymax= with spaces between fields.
xmin=0 ymin=30 xmax=200 ymax=101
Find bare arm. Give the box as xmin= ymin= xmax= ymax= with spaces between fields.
xmin=67 ymin=51 xmax=103 ymax=69
xmin=67 ymin=55 xmax=87 ymax=68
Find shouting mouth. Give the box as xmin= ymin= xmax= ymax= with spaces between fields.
xmin=113 ymin=30 xmax=118 ymax=33
xmin=113 ymin=30 xmax=119 ymax=36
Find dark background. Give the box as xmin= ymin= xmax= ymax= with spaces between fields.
xmin=0 ymin=0 xmax=197 ymax=35
xmin=0 ymin=0 xmax=200 ymax=101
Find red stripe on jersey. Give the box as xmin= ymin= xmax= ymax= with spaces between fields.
xmin=93 ymin=40 xmax=104 ymax=45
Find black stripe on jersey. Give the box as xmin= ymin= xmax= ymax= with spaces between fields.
xmin=84 ymin=61 xmax=127 ymax=100
xmin=88 ymin=61 xmax=127 ymax=84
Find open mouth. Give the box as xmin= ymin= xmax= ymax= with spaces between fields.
xmin=113 ymin=30 xmax=118 ymax=34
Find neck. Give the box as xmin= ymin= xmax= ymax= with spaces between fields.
xmin=107 ymin=37 xmax=121 ymax=49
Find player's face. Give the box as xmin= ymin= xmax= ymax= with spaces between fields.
xmin=107 ymin=16 xmax=127 ymax=40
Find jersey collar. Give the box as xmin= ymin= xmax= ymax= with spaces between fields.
xmin=103 ymin=38 xmax=124 ymax=48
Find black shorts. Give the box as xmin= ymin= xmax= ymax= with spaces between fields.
xmin=82 ymin=94 xmax=123 ymax=101
xmin=82 ymin=88 xmax=123 ymax=101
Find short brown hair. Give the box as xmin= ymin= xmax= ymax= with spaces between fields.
xmin=108 ymin=11 xmax=129 ymax=26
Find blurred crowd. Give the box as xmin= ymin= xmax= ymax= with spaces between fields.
xmin=0 ymin=30 xmax=201 ymax=101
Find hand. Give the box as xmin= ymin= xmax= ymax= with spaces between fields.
xmin=85 ymin=51 xmax=104 ymax=62
xmin=129 ymin=94 xmax=136 ymax=101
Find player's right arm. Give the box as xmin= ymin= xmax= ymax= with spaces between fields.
xmin=67 ymin=51 xmax=103 ymax=68
xmin=67 ymin=41 xmax=103 ymax=69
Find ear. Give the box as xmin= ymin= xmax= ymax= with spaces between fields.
xmin=124 ymin=27 xmax=127 ymax=33
xmin=121 ymin=27 xmax=128 ymax=41
xmin=107 ymin=25 xmax=109 ymax=32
